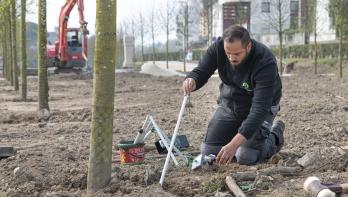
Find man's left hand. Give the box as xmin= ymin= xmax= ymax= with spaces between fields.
xmin=216 ymin=143 xmax=237 ymax=165
xmin=216 ymin=133 xmax=247 ymax=165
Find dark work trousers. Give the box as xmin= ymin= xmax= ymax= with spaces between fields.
xmin=200 ymin=103 xmax=280 ymax=165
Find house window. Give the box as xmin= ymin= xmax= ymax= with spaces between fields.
xmin=261 ymin=2 xmax=270 ymax=13
xmin=290 ymin=0 xmax=299 ymax=14
xmin=290 ymin=0 xmax=299 ymax=29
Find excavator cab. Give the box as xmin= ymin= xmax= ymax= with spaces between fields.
xmin=68 ymin=30 xmax=82 ymax=47
xmin=46 ymin=0 xmax=88 ymax=74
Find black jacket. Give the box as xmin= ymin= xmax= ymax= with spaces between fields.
xmin=186 ymin=38 xmax=282 ymax=139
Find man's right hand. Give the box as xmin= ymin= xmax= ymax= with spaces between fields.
xmin=182 ymin=78 xmax=196 ymax=95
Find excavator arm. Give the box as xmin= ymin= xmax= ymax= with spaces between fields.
xmin=58 ymin=0 xmax=88 ymax=62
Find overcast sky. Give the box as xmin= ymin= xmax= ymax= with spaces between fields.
xmin=27 ymin=0 xmax=166 ymax=35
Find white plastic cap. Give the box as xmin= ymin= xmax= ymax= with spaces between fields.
xmin=317 ymin=189 xmax=336 ymax=197
xmin=304 ymin=176 xmax=320 ymax=191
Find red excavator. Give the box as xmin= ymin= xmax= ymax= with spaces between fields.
xmin=47 ymin=0 xmax=88 ymax=73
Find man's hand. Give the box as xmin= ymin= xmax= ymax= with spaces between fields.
xmin=216 ymin=143 xmax=237 ymax=165
xmin=216 ymin=133 xmax=247 ymax=165
xmin=182 ymin=78 xmax=196 ymax=95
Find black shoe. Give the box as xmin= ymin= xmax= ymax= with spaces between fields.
xmin=271 ymin=120 xmax=285 ymax=153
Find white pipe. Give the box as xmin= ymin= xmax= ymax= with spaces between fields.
xmin=149 ymin=116 xmax=179 ymax=166
xmin=134 ymin=115 xmax=149 ymax=144
xmin=149 ymin=116 xmax=188 ymax=165
xmin=159 ymin=96 xmax=188 ymax=186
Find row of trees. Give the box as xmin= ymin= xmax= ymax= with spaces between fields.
xmin=328 ymin=0 xmax=348 ymax=78
xmin=0 ymin=0 xmax=49 ymax=111
xmin=117 ymin=0 xmax=347 ymax=77
xmin=0 ymin=0 xmax=19 ymax=94
xmin=120 ymin=0 xmax=201 ymax=71
xmin=0 ymin=0 xmax=118 ymax=193
xmin=260 ymin=0 xmax=347 ymax=77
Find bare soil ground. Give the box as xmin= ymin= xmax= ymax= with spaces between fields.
xmin=0 ymin=63 xmax=347 ymax=197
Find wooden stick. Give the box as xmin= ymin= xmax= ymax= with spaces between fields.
xmin=233 ymin=166 xmax=301 ymax=182
xmin=326 ymin=183 xmax=348 ymax=193
xmin=259 ymin=166 xmax=301 ymax=175
xmin=340 ymin=183 xmax=348 ymax=193
xmin=225 ymin=176 xmax=246 ymax=197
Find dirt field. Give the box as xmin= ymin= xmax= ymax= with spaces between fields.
xmin=0 ymin=63 xmax=347 ymax=197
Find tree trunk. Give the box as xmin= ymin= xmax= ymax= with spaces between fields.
xmin=6 ymin=27 xmax=11 ymax=82
xmin=166 ymin=2 xmax=169 ymax=69
xmin=1 ymin=25 xmax=7 ymax=79
xmin=38 ymin=0 xmax=49 ymax=111
xmin=152 ymin=24 xmax=155 ymax=64
xmin=87 ymin=0 xmax=116 ymax=193
xmin=314 ymin=13 xmax=318 ymax=75
xmin=304 ymin=0 xmax=310 ymax=44
xmin=151 ymin=10 xmax=156 ymax=65
xmin=140 ymin=14 xmax=144 ymax=63
xmin=278 ymin=0 xmax=283 ymax=75
xmin=279 ymin=32 xmax=283 ymax=75
xmin=183 ymin=1 xmax=188 ymax=72
xmin=7 ymin=6 xmax=13 ymax=85
xmin=207 ymin=4 xmax=210 ymax=46
xmin=21 ymin=0 xmax=27 ymax=100
xmin=338 ymin=25 xmax=343 ymax=78
xmin=166 ymin=25 xmax=169 ymax=69
xmin=2 ymin=10 xmax=8 ymax=80
xmin=11 ymin=0 xmax=19 ymax=91
xmin=2 ymin=39 xmax=6 ymax=79
xmin=209 ymin=0 xmax=213 ymax=45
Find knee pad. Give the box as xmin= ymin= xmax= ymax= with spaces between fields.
xmin=235 ymin=147 xmax=259 ymax=165
xmin=200 ymin=143 xmax=222 ymax=156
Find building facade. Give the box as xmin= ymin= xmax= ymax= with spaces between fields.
xmin=208 ymin=0 xmax=336 ymax=47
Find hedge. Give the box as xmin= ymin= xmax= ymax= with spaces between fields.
xmin=134 ymin=51 xmax=184 ymax=62
xmin=271 ymin=41 xmax=348 ymax=59
xmin=120 ymin=41 xmax=348 ymax=67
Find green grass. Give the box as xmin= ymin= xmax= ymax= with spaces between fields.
xmin=203 ymin=177 xmax=225 ymax=194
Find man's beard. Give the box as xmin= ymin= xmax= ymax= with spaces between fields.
xmin=230 ymin=51 xmax=249 ymax=68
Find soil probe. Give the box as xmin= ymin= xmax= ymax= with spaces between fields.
xmin=159 ymin=95 xmax=189 ymax=186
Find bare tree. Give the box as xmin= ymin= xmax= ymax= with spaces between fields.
xmin=176 ymin=0 xmax=201 ymax=72
xmin=7 ymin=4 xmax=13 ymax=83
xmin=303 ymin=0 xmax=316 ymax=44
xmin=0 ymin=2 xmax=13 ymax=82
xmin=159 ymin=0 xmax=177 ymax=69
xmin=139 ymin=12 xmax=145 ymax=63
xmin=38 ymin=0 xmax=49 ymax=115
xmin=328 ymin=0 xmax=348 ymax=78
xmin=313 ymin=0 xmax=318 ymax=74
xmin=304 ymin=0 xmax=325 ymax=74
xmin=11 ymin=0 xmax=18 ymax=90
xmin=201 ymin=0 xmax=217 ymax=46
xmin=20 ymin=0 xmax=27 ymax=100
xmin=147 ymin=4 xmax=160 ymax=64
xmin=87 ymin=0 xmax=116 ymax=192
xmin=261 ymin=0 xmax=290 ymax=75
xmin=177 ymin=0 xmax=189 ymax=72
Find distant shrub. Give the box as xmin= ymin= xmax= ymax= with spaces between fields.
xmin=272 ymin=42 xmax=348 ymax=59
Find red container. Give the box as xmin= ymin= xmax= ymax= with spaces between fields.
xmin=117 ymin=140 xmax=145 ymax=164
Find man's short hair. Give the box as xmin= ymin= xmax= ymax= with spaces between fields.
xmin=223 ymin=26 xmax=251 ymax=47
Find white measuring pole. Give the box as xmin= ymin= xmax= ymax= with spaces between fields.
xmin=134 ymin=115 xmax=150 ymax=144
xmin=159 ymin=96 xmax=188 ymax=186
xmin=149 ymin=116 xmax=179 ymax=166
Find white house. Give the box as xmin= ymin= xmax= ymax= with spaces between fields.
xmin=209 ymin=0 xmax=336 ymax=47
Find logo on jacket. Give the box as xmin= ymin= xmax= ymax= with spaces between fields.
xmin=241 ymin=82 xmax=252 ymax=91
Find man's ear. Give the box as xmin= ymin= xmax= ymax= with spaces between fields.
xmin=246 ymin=42 xmax=252 ymax=52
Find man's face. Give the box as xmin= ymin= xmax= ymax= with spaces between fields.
xmin=224 ymin=40 xmax=251 ymax=67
